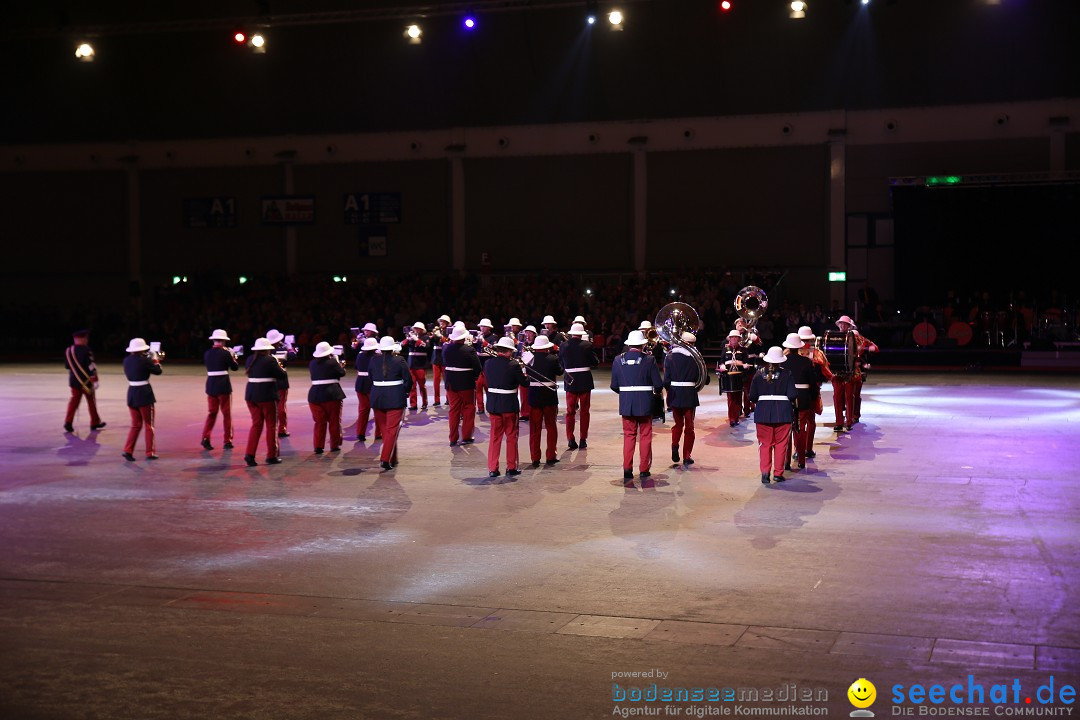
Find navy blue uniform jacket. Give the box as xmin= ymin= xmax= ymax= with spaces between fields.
xmin=65 ymin=345 xmax=97 ymax=390
xmin=370 ymin=354 xmax=413 ymax=409
xmin=402 ymin=337 xmax=432 ymax=370
xmin=558 ymin=338 xmax=598 ymax=392
xmin=245 ymin=354 xmax=288 ymax=403
xmin=484 ymin=355 xmax=529 ymax=414
xmin=526 ymin=351 xmax=563 ymax=408
xmin=272 ymin=346 xmax=298 ymax=390
xmin=441 ymin=343 xmax=482 ymax=391
xmin=204 ymin=346 xmax=239 ymax=396
xmin=663 ymin=348 xmax=701 ymax=409
xmin=748 ymin=367 xmax=797 ymax=424
xmin=308 ymin=357 xmax=347 ymax=403
xmin=123 ymin=354 xmax=162 ymax=408
xmin=782 ymin=352 xmax=820 ymax=411
xmin=610 ymin=350 xmax=663 ymax=417
xmin=354 ymin=350 xmax=375 ymax=394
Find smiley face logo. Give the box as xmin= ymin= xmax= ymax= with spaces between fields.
xmin=848 ymin=678 xmax=876 ymax=709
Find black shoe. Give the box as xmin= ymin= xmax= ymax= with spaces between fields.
xmin=201 ymin=438 xmax=213 ymax=450
xmin=579 ymin=439 xmax=587 ymax=449
xmin=449 ymin=440 xmax=458 ymax=446
xmin=640 ymin=471 xmax=651 ymax=479
xmin=489 ymin=470 xmax=501 ymax=478
xmin=244 ymin=455 xmax=257 ymax=466
xmin=90 ymin=422 xmax=107 ymax=430
xmin=380 ymin=461 xmax=392 ymax=471
xmin=833 ymin=425 xmax=843 ymax=433
xmin=64 ymin=423 xmax=75 ymax=433
xmin=278 ymin=431 xmax=290 ymax=438
xmin=146 ymin=455 xmax=159 ymax=461
xmin=784 ymin=462 xmax=792 ymax=472
xmin=843 ymin=425 xmax=852 ymax=432
xmin=357 ymin=436 xmax=366 ymax=443
xmin=507 ymin=469 xmax=522 ymax=477
xmin=266 ymin=456 xmax=282 ymax=465
xmin=806 ymin=450 xmax=816 ymax=458
xmin=568 ymin=439 xmax=578 ymax=450
xmin=314 ymin=448 xmax=324 ymax=455
xmin=519 ymin=416 xmax=529 ymax=422
xmin=730 ymin=421 xmax=737 ymax=428
xmin=391 ymin=460 xmax=398 ymax=467
xmin=624 ymin=469 xmax=634 ymax=480
xmin=774 ymin=475 xmax=786 ymax=482
xmin=408 ymin=406 xmax=418 ymax=411
xmin=761 ymin=472 xmax=770 ymax=484
xmin=798 ymin=461 xmax=806 ymax=469
xmin=223 ymin=442 xmax=234 ymax=450
xmin=683 ymin=458 xmax=694 ymax=466
xmin=122 ymin=452 xmax=135 ymax=462
xmin=545 ymin=458 xmax=559 ymax=466
xmin=531 ymin=461 xmax=541 ymax=468
xmin=330 ymin=447 xmax=340 ymax=452
xmin=671 ymin=446 xmax=680 ymax=463
xmin=421 ymin=404 xmax=428 ymax=410
xmin=461 ymin=438 xmax=475 ymax=444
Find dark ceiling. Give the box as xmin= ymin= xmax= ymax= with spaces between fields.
xmin=4 ymin=0 xmax=1078 ymax=144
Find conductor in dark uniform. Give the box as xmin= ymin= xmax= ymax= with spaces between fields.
xmin=245 ymin=337 xmax=288 ymax=466
xmin=559 ymin=322 xmax=598 ymax=450
xmin=122 ymin=337 xmax=162 ymax=461
xmin=308 ymin=341 xmax=347 ymax=454
xmin=610 ymin=330 xmax=663 ymax=482
xmin=665 ymin=332 xmax=707 ymax=467
xmin=484 ymin=337 xmax=529 ymax=477
xmin=64 ymin=329 xmax=105 ymax=433
xmin=202 ymin=329 xmax=239 ymax=451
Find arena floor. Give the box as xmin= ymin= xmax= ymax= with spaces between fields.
xmin=1 ymin=364 xmax=1078 ymax=719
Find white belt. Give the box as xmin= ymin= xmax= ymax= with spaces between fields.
xmin=356 ymin=371 xmax=369 ymax=376
xmin=373 ymin=380 xmax=404 ymax=386
xmin=445 ymin=366 xmax=472 ymax=372
xmin=487 ymin=388 xmax=516 ymax=394
xmin=248 ymin=378 xmax=276 ymax=383
xmin=311 ymin=379 xmax=340 ymax=385
xmin=670 ymin=381 xmax=695 ymax=387
xmin=758 ymin=395 xmax=791 ymax=401
xmin=795 ymin=384 xmax=810 ymax=389
xmin=408 ymin=352 xmax=426 ymax=356
xmin=128 ymin=380 xmax=149 ymax=386
xmin=207 ymin=371 xmax=229 ymax=376
xmin=565 ymin=367 xmax=592 ymax=373
xmin=619 ymin=386 xmax=654 ymax=392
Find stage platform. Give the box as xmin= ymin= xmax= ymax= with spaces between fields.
xmin=1 ymin=364 xmax=1078 ymax=718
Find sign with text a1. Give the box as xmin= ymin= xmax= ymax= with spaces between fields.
xmin=344 ymin=193 xmax=402 ymax=224
xmin=360 ymin=226 xmax=388 ymax=257
xmin=184 ymin=197 xmax=236 ymax=228
xmin=261 ymin=196 xmax=316 ymax=225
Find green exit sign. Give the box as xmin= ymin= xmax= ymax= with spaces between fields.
xmin=829 ymin=271 xmax=847 ymax=282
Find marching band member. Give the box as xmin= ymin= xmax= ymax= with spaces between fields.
xmin=370 ymin=337 xmax=413 ymax=471
xmin=475 ymin=318 xmax=496 ymax=414
xmin=748 ymin=346 xmax=797 ymax=484
xmin=610 ymin=330 xmax=663 ymax=483
xmin=838 ymin=316 xmax=879 ymax=425
xmin=484 ymin=337 xmax=529 ymax=478
xmin=121 ymin=338 xmax=162 ymax=461
xmin=360 ymin=323 xmax=379 ymax=341
xmin=665 ymin=332 xmax=706 ymax=467
xmin=798 ymin=325 xmax=833 ymax=459
xmin=541 ymin=315 xmax=567 ymax=348
xmin=517 ymin=325 xmax=538 ymax=421
xmin=718 ymin=330 xmax=750 ymax=427
xmin=736 ymin=318 xmax=762 ymax=418
xmin=430 ymin=315 xmax=451 ymax=407
xmin=572 ymin=315 xmax=588 ymax=337
xmin=507 ymin=317 xmax=524 ymax=341
xmin=201 ymin=329 xmax=239 ymax=451
xmin=559 ymin=322 xmax=598 ymax=450
xmin=354 ymin=337 xmax=379 ymax=442
xmin=526 ymin=334 xmax=563 ymax=467
xmin=63 ymin=329 xmax=105 ymax=433
xmin=308 ymin=341 xmax=347 ymax=454
xmin=266 ymin=329 xmax=297 ymax=438
xmin=830 ymin=315 xmax=879 ymax=432
xmin=402 ymin=321 xmax=432 ymax=410
xmin=781 ymin=333 xmax=821 ymax=471
xmin=443 ymin=326 xmax=483 ymax=445
xmin=244 ymin=337 xmax=288 ymax=466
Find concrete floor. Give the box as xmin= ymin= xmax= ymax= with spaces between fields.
xmin=1 ymin=364 xmax=1078 ymax=719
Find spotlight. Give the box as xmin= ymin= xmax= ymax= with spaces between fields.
xmin=669 ymin=288 xmax=677 ymax=296
xmin=172 ymin=276 xmax=182 ymax=285
xmin=585 ymin=288 xmax=593 ymax=296
xmin=250 ymin=33 xmax=266 ymax=52
xmin=405 ymin=24 xmax=422 ymax=43
xmin=463 ymin=16 xmax=476 ymax=29
xmin=608 ymin=9 xmax=623 ymax=27
xmin=861 ymin=0 xmax=870 ymax=4
xmin=720 ymin=1 xmax=732 ymax=11
xmin=587 ymin=15 xmax=596 ymax=24
xmin=233 ymin=31 xmax=247 ymax=44
xmin=74 ymin=42 xmax=95 ymax=62
xmin=239 ymin=276 xmax=248 ymax=285
xmin=789 ymin=1 xmax=806 ymax=18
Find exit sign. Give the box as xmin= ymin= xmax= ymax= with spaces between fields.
xmin=829 ymin=271 xmax=847 ymax=282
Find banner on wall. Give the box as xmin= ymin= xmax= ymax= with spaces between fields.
xmin=261 ymin=196 xmax=316 ymax=225
xmin=344 ymin=193 xmax=402 ymax=224
xmin=183 ymin=197 xmax=236 ymax=228
xmin=359 ymin=226 xmax=388 ymax=257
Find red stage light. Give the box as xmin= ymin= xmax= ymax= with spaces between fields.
xmin=233 ymin=32 xmax=247 ymax=44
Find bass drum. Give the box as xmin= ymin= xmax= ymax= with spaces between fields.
xmin=819 ymin=330 xmax=856 ymax=377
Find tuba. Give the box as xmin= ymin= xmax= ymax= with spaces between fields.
xmin=654 ymin=302 xmax=708 ymax=391
xmin=734 ymin=286 xmax=768 ymax=331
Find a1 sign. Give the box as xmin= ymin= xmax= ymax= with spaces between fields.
xmin=344 ymin=193 xmax=402 ymax=224
xmin=184 ymin=197 xmax=236 ymax=228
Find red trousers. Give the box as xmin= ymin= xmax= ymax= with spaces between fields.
xmin=529 ymin=405 xmax=558 ymax=462
xmin=757 ymin=422 xmax=791 ymax=475
xmin=793 ymin=408 xmax=814 ymax=463
xmin=853 ymin=376 xmax=864 ymax=420
xmin=565 ymin=391 xmax=591 ymax=441
xmin=374 ymin=408 xmax=403 ymax=463
xmin=309 ymin=400 xmax=343 ymax=451
xmin=475 ymin=372 xmax=487 ymax=412
xmin=65 ymin=387 xmax=102 ymax=427
xmin=202 ymin=394 xmax=233 ymax=443
xmin=447 ymin=388 xmax=476 ymax=442
xmin=409 ymin=368 xmax=427 ymax=407
xmin=832 ymin=378 xmax=856 ymax=426
xmin=246 ymin=401 xmax=280 ymax=458
xmin=671 ymin=407 xmax=696 ymax=459
xmin=432 ymin=365 xmax=443 ymax=404
xmin=725 ymin=391 xmax=743 ymax=424
xmin=277 ymin=388 xmax=290 ymax=435
xmin=124 ymin=405 xmax=155 ymax=456
xmin=622 ymin=416 xmax=653 ymax=473
xmin=519 ymin=385 xmax=531 ymax=419
xmin=356 ymin=390 xmax=374 ymax=439
xmin=488 ymin=412 xmax=520 ymax=472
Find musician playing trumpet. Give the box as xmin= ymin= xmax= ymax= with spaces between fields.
xmin=402 ymin=321 xmax=432 ymax=410
xmin=308 ymin=341 xmax=347 ymax=455
xmin=516 ymin=325 xmax=538 ymax=421
xmin=526 ymin=335 xmax=563 ymax=467
xmin=484 ymin=337 xmax=530 ymax=478
xmin=122 ymin=337 xmax=163 ymax=461
xmin=443 ymin=326 xmax=483 ymax=445
xmin=718 ymin=330 xmax=751 ymax=428
xmin=201 ymin=329 xmax=239 ymax=451
xmin=431 ymin=315 xmax=452 ymax=407
xmin=266 ymin=329 xmax=297 ymax=438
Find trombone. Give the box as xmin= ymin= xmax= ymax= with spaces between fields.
xmin=480 ymin=345 xmax=573 ymax=388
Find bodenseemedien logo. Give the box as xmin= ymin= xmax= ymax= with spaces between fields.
xmin=849 ymin=678 xmax=877 ymax=717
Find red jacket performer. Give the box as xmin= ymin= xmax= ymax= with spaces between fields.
xmin=122 ymin=338 xmax=162 ymax=461
xmin=370 ymin=336 xmax=413 ymax=471
xmin=244 ymin=337 xmax=288 ymax=467
xmin=610 ymin=330 xmax=663 ymax=483
xmin=202 ymin=329 xmax=239 ymax=451
xmin=748 ymin=346 xmax=798 ymax=485
xmin=402 ymin=321 xmax=432 ymax=410
xmin=559 ymin=323 xmax=598 ymax=450
xmin=64 ymin=329 xmax=105 ymax=433
xmin=484 ymin=337 xmax=530 ymax=478
xmin=443 ymin=326 xmax=483 ymax=445
xmin=308 ymin=341 xmax=347 ymax=454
